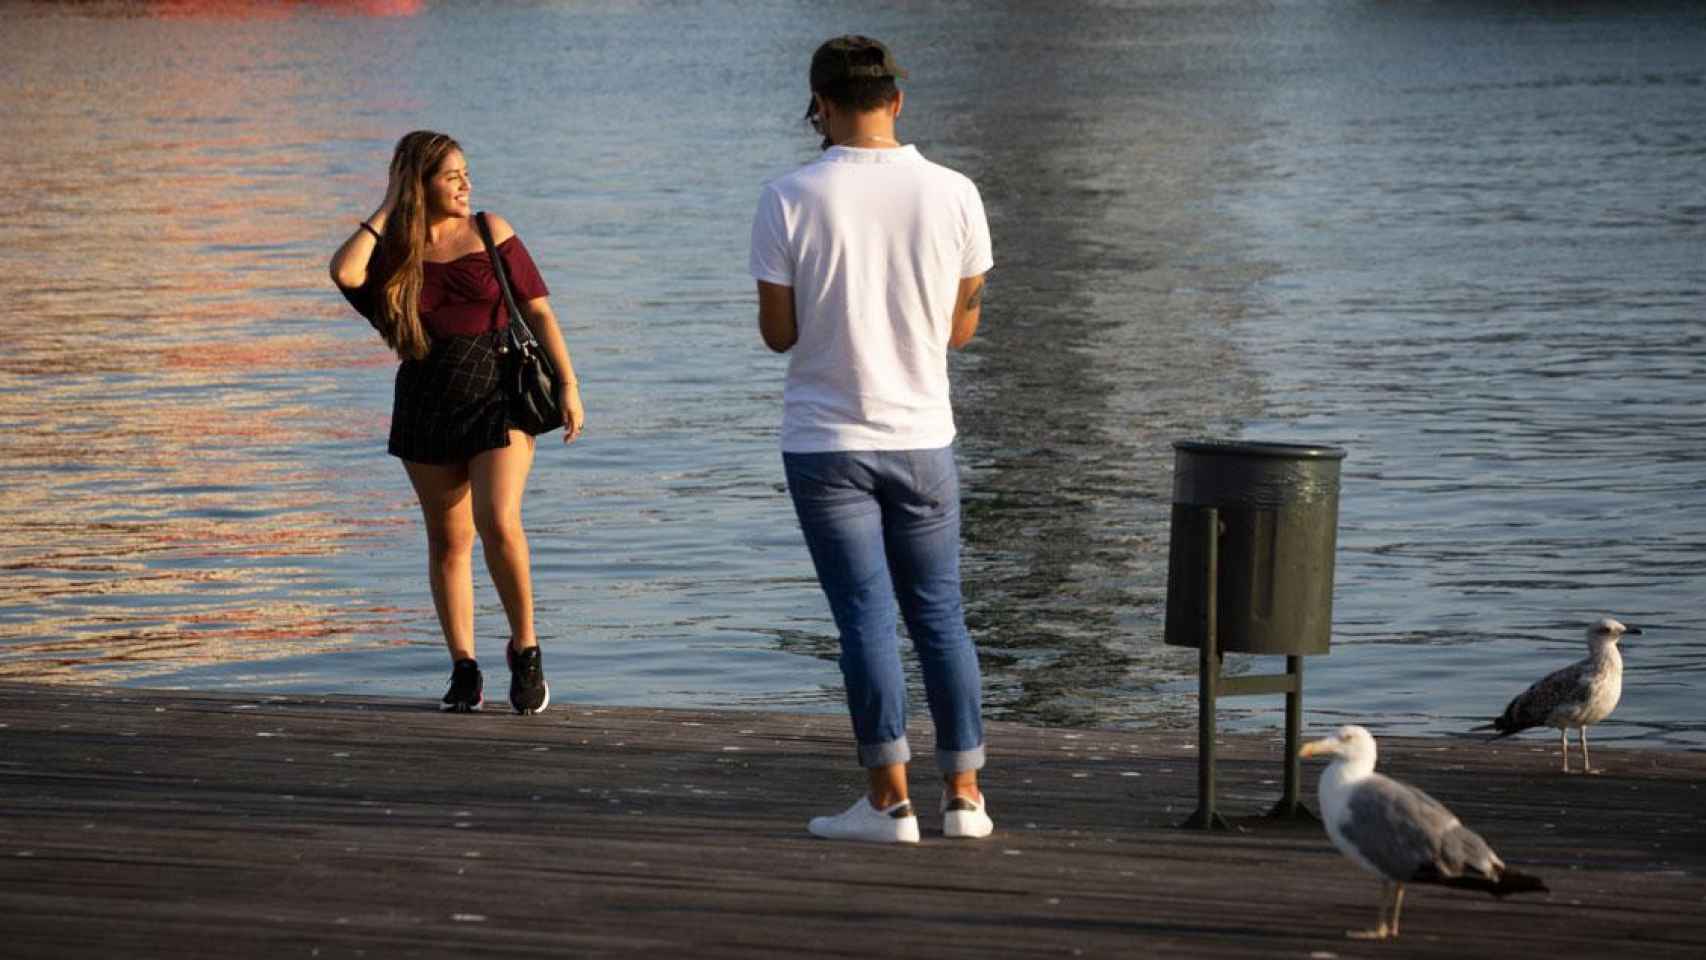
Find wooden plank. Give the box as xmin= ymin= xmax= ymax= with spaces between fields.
xmin=1 ymin=682 xmax=1702 ymax=958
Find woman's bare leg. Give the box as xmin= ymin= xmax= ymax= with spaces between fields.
xmin=469 ymin=431 xmax=538 ymax=651
xmin=403 ymin=459 xmax=476 ymax=661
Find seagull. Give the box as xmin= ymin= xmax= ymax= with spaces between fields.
xmin=1300 ymin=725 xmax=1547 ymax=940
xmin=1474 ymin=617 xmax=1640 ymax=773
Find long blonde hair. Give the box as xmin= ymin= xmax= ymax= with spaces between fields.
xmin=378 ymin=130 xmax=461 ymax=361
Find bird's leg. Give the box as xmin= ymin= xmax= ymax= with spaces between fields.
xmin=1390 ymin=884 xmax=1405 ymax=938
xmin=1347 ymin=881 xmax=1395 ymax=940
xmin=1580 ymin=727 xmax=1599 ymax=774
xmin=1559 ymin=727 xmax=1572 ymax=774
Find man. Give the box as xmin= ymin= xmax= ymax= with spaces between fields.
xmin=749 ymin=35 xmax=994 ymax=844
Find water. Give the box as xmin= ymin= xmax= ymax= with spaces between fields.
xmin=1 ymin=0 xmax=1701 ymax=748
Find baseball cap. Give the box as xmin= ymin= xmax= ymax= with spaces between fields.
xmin=809 ymin=35 xmax=908 ymax=90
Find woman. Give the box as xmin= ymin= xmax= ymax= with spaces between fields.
xmin=329 ymin=130 xmax=584 ymax=715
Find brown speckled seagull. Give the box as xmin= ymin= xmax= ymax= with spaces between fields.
xmin=1474 ymin=617 xmax=1640 ymax=773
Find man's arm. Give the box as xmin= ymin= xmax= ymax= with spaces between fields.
xmin=949 ymin=274 xmax=986 ymax=349
xmin=757 ymin=281 xmax=798 ymax=353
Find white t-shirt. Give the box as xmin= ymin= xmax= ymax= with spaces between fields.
xmin=749 ymin=145 xmax=994 ymax=453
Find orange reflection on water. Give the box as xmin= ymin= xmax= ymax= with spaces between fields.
xmin=0 ymin=602 xmax=412 ymax=685
xmin=1 ymin=191 xmax=401 ymax=682
xmin=0 ymin=6 xmax=432 ymax=686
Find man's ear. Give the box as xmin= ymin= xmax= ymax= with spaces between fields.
xmin=891 ymin=90 xmax=904 ymax=121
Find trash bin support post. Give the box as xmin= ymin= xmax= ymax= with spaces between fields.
xmin=1181 ymin=508 xmax=1232 ymax=831
xmin=1272 ymin=654 xmax=1311 ymax=820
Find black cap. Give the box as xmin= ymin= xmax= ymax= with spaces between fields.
xmin=809 ymin=35 xmax=908 ymax=90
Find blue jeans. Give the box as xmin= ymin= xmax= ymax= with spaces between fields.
xmin=783 ymin=446 xmax=986 ymax=774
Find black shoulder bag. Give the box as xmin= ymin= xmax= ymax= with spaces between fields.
xmin=476 ymin=212 xmax=563 ymax=436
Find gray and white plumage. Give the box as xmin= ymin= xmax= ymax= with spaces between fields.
xmin=1476 ymin=617 xmax=1640 ymax=773
xmin=1300 ymin=725 xmax=1546 ymax=940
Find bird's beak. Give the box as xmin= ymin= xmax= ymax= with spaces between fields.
xmin=1624 ymin=626 xmax=1644 ymax=636
xmin=1299 ymin=738 xmax=1334 ymax=759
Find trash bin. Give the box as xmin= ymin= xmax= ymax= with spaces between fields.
xmin=1165 ymin=439 xmax=1347 ymax=656
xmin=1164 ymin=439 xmax=1348 ymax=828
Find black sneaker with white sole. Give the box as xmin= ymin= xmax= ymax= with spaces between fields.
xmin=440 ymin=658 xmax=483 ymax=713
xmin=507 ymin=645 xmax=550 ymax=715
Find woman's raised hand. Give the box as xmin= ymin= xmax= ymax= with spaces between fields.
xmin=374 ymin=161 xmax=406 ymax=226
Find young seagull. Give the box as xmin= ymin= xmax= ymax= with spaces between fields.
xmin=1474 ymin=617 xmax=1640 ymax=773
xmin=1300 ymin=725 xmax=1547 ymax=940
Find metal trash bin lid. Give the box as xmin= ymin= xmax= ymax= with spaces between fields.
xmin=1172 ymin=439 xmax=1347 ymax=461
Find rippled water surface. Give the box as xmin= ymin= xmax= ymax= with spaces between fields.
xmin=2 ymin=0 xmax=1701 ymax=747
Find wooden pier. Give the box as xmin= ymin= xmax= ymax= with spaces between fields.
xmin=1 ymin=682 xmax=1702 ymax=958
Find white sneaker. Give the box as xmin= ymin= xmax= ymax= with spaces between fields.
xmin=807 ymin=796 xmax=920 ymax=844
xmin=941 ymin=792 xmax=994 ymax=839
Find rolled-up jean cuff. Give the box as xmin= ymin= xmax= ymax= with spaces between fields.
xmin=937 ymin=744 xmax=985 ymax=774
xmin=857 ymin=736 xmax=911 ymax=769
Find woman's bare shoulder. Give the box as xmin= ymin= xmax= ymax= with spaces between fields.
xmin=481 ymin=211 xmax=518 ymax=245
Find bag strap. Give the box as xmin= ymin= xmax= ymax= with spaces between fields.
xmin=475 ymin=211 xmax=539 ymax=346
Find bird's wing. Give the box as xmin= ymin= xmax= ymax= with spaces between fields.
xmin=1423 ymin=821 xmax=1502 ymax=882
xmin=1496 ymin=659 xmax=1592 ymax=731
xmin=1339 ymin=775 xmax=1494 ymax=883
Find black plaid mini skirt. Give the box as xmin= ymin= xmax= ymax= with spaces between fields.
xmin=387 ymin=330 xmax=517 ymax=465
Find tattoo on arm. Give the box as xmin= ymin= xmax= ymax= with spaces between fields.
xmin=964 ymin=282 xmax=984 ymax=312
